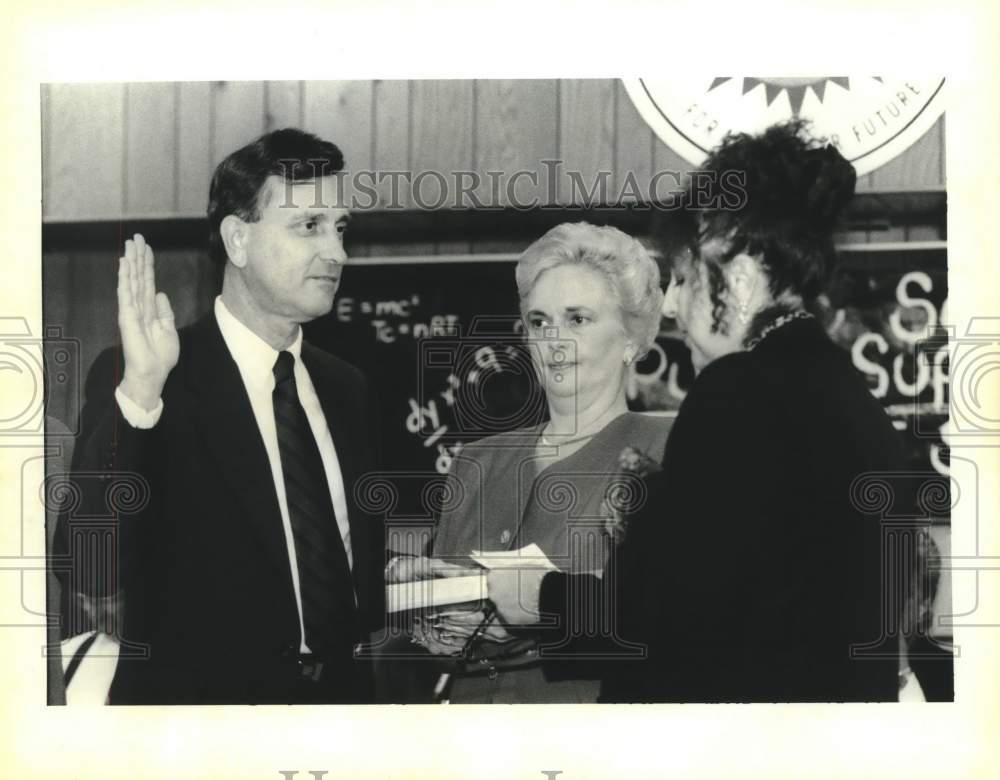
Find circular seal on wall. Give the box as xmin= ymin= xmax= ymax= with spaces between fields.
xmin=623 ymin=77 xmax=945 ymax=176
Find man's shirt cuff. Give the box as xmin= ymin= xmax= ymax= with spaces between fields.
xmin=115 ymin=384 xmax=164 ymax=429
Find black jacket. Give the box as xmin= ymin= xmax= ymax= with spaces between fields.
xmin=57 ymin=312 xmax=384 ymax=704
xmin=541 ymin=317 xmax=925 ymax=702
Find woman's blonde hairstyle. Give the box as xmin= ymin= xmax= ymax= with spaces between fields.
xmin=515 ymin=222 xmax=663 ymax=355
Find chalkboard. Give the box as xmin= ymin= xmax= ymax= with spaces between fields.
xmin=824 ymin=247 xmax=948 ymax=476
xmin=304 ymin=246 xmax=949 ymax=520
xmin=304 ymin=259 xmax=544 ymax=517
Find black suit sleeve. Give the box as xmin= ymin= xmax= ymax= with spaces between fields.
xmin=55 ymin=347 xmax=156 ymax=615
xmin=537 ymin=355 xmax=772 ymax=697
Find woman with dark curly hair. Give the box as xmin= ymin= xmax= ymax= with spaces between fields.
xmin=487 ymin=120 xmax=910 ymax=702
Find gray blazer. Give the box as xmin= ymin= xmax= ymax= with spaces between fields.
xmin=431 ymin=412 xmax=672 ymax=703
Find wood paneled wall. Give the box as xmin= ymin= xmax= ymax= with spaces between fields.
xmin=41 ymin=80 xmax=946 ymax=222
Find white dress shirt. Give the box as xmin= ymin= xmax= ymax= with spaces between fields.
xmin=115 ymin=296 xmax=353 ymax=653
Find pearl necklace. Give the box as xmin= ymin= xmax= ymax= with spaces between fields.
xmin=744 ymin=310 xmax=813 ymax=351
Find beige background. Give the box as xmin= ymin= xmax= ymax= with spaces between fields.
xmin=40 ymin=79 xmax=945 ymax=221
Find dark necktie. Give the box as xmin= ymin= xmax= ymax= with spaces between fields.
xmin=272 ymin=350 xmax=353 ymax=654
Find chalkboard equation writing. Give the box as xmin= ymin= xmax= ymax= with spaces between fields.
xmin=407 ymin=373 xmax=466 ymax=474
xmin=405 ymin=340 xmax=537 ymax=474
xmin=336 ymin=294 xmax=462 ymax=343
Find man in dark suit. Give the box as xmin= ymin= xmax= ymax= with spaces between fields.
xmin=59 ymin=129 xmax=383 ymax=704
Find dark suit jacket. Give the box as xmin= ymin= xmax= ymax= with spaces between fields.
xmin=541 ymin=317 xmax=926 ymax=702
xmin=58 ymin=312 xmax=384 ymax=704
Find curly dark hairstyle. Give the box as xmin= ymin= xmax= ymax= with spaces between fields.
xmin=207 ymin=128 xmax=345 ymax=266
xmin=654 ymin=120 xmax=857 ymax=337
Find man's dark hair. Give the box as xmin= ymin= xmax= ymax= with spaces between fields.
xmin=207 ymin=128 xmax=345 ymax=265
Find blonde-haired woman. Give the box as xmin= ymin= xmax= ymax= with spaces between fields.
xmin=397 ymin=222 xmax=670 ymax=703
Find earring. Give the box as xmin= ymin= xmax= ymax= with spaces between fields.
xmin=738 ymin=300 xmax=750 ymax=325
xmin=623 ymin=347 xmax=636 ymax=365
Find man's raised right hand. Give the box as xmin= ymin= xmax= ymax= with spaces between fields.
xmin=117 ymin=234 xmax=179 ymax=411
